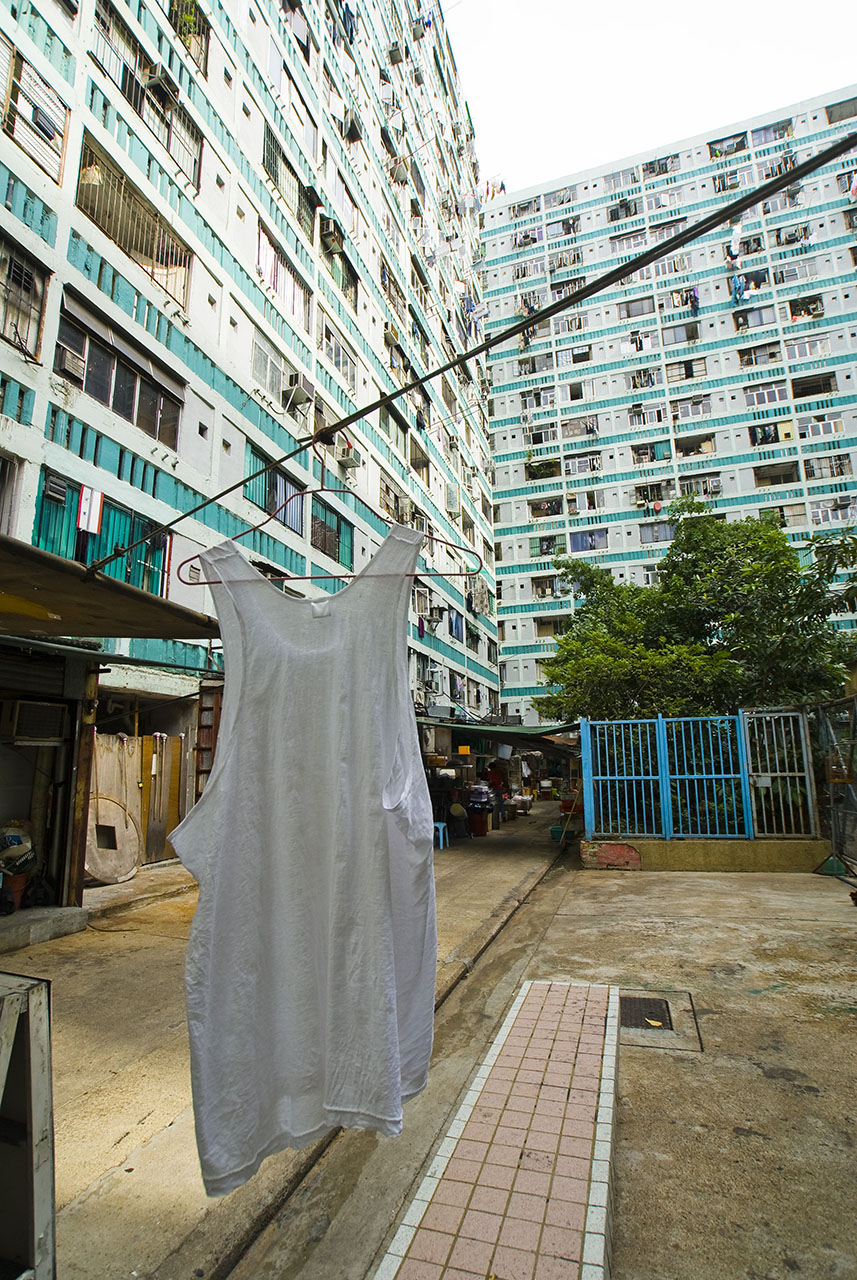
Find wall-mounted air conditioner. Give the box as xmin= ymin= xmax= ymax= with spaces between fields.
xmin=144 ymin=66 xmax=181 ymax=107
xmin=0 ymin=700 xmax=69 ymax=743
xmin=388 ymin=41 xmax=403 ymax=64
xmin=384 ymin=321 xmax=399 ymax=346
xmin=57 ymin=347 xmax=85 ymax=380
xmin=334 ymin=443 xmax=362 ymax=468
xmin=286 ymin=373 xmax=314 ymax=404
xmin=320 ymin=217 xmax=344 ymax=253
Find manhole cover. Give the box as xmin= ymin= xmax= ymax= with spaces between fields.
xmin=619 ymin=995 xmax=673 ymax=1030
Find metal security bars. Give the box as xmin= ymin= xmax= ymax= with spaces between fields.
xmin=76 ymin=139 xmax=193 ymax=306
xmin=744 ymin=710 xmax=817 ymax=837
xmin=581 ymin=711 xmax=816 ymax=841
xmin=0 ymin=33 xmax=68 ymax=183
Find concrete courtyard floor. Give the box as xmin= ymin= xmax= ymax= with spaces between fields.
xmin=3 ymin=814 xmax=856 ymax=1278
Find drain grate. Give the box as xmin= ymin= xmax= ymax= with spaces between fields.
xmin=619 ymin=995 xmax=673 ymax=1030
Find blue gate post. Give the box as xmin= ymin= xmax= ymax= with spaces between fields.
xmin=736 ymin=709 xmax=755 ymax=839
xmin=656 ymin=714 xmax=673 ymax=840
xmin=580 ymin=717 xmax=594 ymax=841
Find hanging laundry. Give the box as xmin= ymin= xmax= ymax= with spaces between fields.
xmin=170 ymin=529 xmax=437 ymax=1197
xmin=690 ymin=286 xmax=700 ymax=317
xmin=730 ymin=223 xmax=742 ymax=255
xmin=730 ymin=274 xmax=746 ymax=304
xmin=342 ymin=3 xmax=356 ymax=43
xmin=850 ymin=171 xmax=857 ymax=201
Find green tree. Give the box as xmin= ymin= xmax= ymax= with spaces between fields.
xmin=537 ymin=498 xmax=857 ymax=721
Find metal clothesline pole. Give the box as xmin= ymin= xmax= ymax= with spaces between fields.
xmin=85 ymin=128 xmax=857 ymax=578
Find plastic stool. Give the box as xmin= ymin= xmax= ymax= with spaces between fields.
xmin=433 ymin=821 xmax=448 ymax=849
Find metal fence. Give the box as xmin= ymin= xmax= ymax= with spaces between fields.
xmin=581 ymin=710 xmax=816 ymax=841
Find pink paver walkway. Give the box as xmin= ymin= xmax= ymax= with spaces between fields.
xmin=373 ymin=981 xmax=619 ymax=1280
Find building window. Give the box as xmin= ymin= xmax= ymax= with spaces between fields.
xmin=311 ymin=496 xmax=353 ymax=568
xmin=318 ymin=316 xmax=357 ymax=393
xmin=738 ymin=343 xmax=780 ymax=368
xmin=786 ymin=336 xmax=830 ymax=360
xmin=661 ymin=322 xmax=699 ymax=346
xmin=640 ymin=522 xmax=675 ymax=545
xmin=54 ymin=308 xmax=181 ymax=449
xmin=789 ymin=296 xmax=824 ymax=320
xmin=0 ymin=234 xmax=46 ymax=357
xmin=244 ymin=444 xmax=304 ymax=533
xmin=262 ymin=123 xmax=315 ymax=240
xmin=251 ymin=329 xmax=291 ymax=407
xmin=35 ymin=471 xmax=167 ymax=592
xmin=734 ymin=306 xmax=776 ymax=331
xmin=257 ymin=222 xmax=311 ymax=330
xmin=76 ymin=138 xmax=193 ymax=305
xmin=322 ymin=244 xmax=358 ymax=311
xmin=744 ymin=382 xmax=788 ymax=407
xmin=826 ymin=96 xmax=857 ymax=125
xmin=569 ymin=529 xmax=607 ymax=552
xmin=0 ymin=33 xmax=69 ymax=182
xmin=618 ymin=296 xmax=655 ymax=320
xmin=805 ymin=455 xmax=851 ymax=480
xmin=92 ymin=2 xmax=202 ymax=188
xmin=792 ymin=373 xmax=836 ymax=399
xmin=168 ymin=0 xmax=210 ymax=74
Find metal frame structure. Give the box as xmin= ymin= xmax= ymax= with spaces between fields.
xmin=581 ymin=710 xmax=816 ymax=841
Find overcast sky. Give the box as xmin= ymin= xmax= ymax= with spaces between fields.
xmin=442 ymin=0 xmax=857 ymax=194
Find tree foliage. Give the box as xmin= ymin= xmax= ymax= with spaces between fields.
xmin=536 ymin=498 xmax=857 ymax=721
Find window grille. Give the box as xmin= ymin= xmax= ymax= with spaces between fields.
xmin=0 ymin=235 xmax=45 ymax=356
xmin=76 ymin=139 xmax=193 ymax=305
xmin=0 ymin=34 xmax=68 ymax=182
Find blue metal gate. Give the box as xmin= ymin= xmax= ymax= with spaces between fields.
xmin=581 ymin=713 xmax=755 ymax=840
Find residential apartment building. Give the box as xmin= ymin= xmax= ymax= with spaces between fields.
xmin=0 ymin=0 xmax=497 ymax=734
xmin=482 ymin=87 xmax=857 ymax=724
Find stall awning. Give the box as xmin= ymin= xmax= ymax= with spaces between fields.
xmin=417 ymin=716 xmax=578 ymax=756
xmin=0 ymin=536 xmax=219 ymax=641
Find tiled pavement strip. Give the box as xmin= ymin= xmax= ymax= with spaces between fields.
xmin=372 ymin=982 xmax=620 ymax=1280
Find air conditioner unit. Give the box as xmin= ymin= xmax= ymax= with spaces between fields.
xmin=398 ymin=498 xmax=414 ymax=522
xmin=384 ymin=321 xmax=399 ymax=346
xmin=411 ymin=19 xmax=425 ymax=40
xmin=0 ymin=700 xmax=69 ymax=743
xmin=388 ymin=41 xmax=403 ymax=64
xmin=334 ymin=442 xmax=362 ymax=468
xmin=44 ymin=474 xmax=69 ymax=503
xmin=390 ymin=158 xmax=409 ymax=184
xmin=411 ymin=512 xmax=428 ymax=534
xmin=57 ymin=347 xmax=85 ymax=380
xmin=709 ymin=478 xmax=722 ymax=493
xmin=320 ymin=217 xmax=344 ymax=253
xmin=428 ymin=607 xmax=446 ymax=622
xmin=144 ymin=66 xmax=181 ymax=107
xmin=834 ymin=496 xmax=852 ymax=509
xmin=286 ymin=373 xmax=313 ymax=404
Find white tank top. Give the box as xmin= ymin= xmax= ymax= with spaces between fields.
xmin=170 ymin=524 xmax=437 ymax=1196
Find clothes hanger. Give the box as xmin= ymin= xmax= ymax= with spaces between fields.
xmin=176 ymin=442 xmax=484 ymax=586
